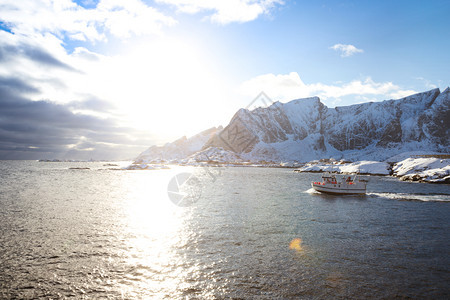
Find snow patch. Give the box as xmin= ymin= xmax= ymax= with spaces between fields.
xmin=392 ymin=157 xmax=450 ymax=183
xmin=296 ymin=160 xmax=391 ymax=175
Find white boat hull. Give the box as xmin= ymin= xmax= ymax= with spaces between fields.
xmin=311 ymin=182 xmax=366 ymax=195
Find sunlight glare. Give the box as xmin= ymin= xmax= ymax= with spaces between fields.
xmin=104 ymin=38 xmax=227 ymax=140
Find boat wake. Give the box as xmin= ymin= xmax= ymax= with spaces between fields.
xmin=367 ymin=192 xmax=450 ymax=202
xmin=305 ymin=188 xmax=320 ymax=194
xmin=305 ymin=188 xmax=450 ymax=202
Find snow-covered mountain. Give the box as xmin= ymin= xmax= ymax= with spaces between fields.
xmin=135 ymin=88 xmax=449 ymax=163
xmin=206 ymin=88 xmax=448 ymax=162
xmin=134 ymin=126 xmax=222 ymax=163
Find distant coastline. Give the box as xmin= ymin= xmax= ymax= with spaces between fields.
xmin=123 ymin=153 xmax=450 ymax=184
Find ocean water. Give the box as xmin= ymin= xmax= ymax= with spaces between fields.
xmin=0 ymin=161 xmax=449 ymax=299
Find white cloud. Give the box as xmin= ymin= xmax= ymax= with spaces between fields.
xmin=0 ymin=0 xmax=176 ymax=42
xmin=156 ymin=0 xmax=284 ymax=24
xmin=240 ymin=72 xmax=417 ymax=106
xmin=330 ymin=43 xmax=364 ymax=57
xmin=415 ymin=77 xmax=438 ymax=90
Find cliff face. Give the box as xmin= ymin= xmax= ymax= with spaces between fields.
xmin=323 ymin=88 xmax=441 ymax=151
xmin=135 ymin=88 xmax=449 ymax=163
xmin=420 ymin=88 xmax=450 ymax=147
xmin=203 ymin=97 xmax=326 ymax=158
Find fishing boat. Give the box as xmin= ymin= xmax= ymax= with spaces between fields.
xmin=311 ymin=172 xmax=367 ymax=195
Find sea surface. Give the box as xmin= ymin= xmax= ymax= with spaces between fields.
xmin=0 ymin=160 xmax=449 ymax=299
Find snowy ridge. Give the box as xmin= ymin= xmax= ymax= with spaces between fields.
xmin=134 ymin=126 xmax=222 ymax=163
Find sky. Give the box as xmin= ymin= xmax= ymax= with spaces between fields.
xmin=0 ymin=0 xmax=449 ymax=160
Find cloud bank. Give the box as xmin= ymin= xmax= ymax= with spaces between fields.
xmin=0 ymin=0 xmax=177 ymax=42
xmin=0 ymin=76 xmax=154 ymax=160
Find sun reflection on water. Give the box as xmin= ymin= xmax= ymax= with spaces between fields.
xmin=116 ymin=167 xmax=200 ymax=298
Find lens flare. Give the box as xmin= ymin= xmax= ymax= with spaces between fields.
xmin=289 ymin=238 xmax=303 ymax=251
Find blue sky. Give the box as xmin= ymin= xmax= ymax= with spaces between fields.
xmin=0 ymin=0 xmax=448 ymax=159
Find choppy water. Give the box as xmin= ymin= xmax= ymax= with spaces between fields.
xmin=0 ymin=161 xmax=449 ymax=299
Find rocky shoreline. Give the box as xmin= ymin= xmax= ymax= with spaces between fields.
xmin=294 ymin=156 xmax=449 ymax=184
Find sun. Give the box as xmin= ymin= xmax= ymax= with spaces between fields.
xmin=98 ymin=37 xmax=229 ymax=141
